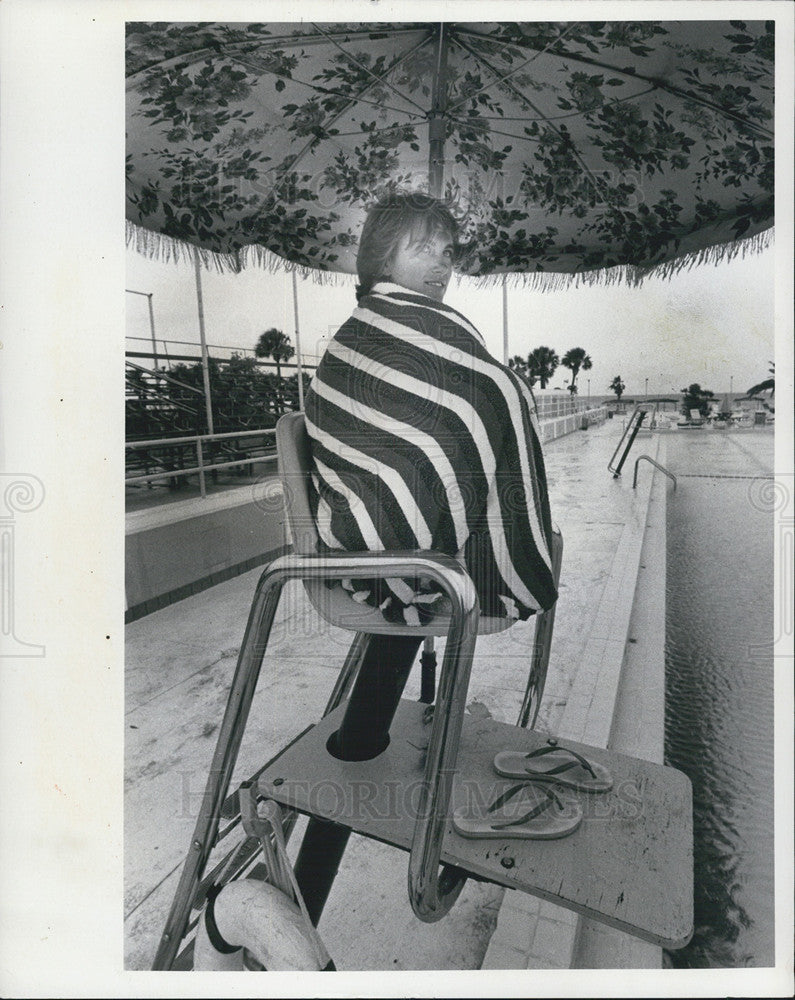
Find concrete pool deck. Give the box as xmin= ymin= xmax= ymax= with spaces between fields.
xmin=124 ymin=417 xmax=670 ymax=972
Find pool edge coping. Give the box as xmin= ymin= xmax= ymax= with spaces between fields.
xmin=482 ymin=434 xmax=669 ymax=970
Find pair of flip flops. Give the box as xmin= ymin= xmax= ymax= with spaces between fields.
xmin=453 ymin=739 xmax=613 ymax=841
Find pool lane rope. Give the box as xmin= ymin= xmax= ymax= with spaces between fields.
xmin=676 ymin=474 xmax=774 ymax=480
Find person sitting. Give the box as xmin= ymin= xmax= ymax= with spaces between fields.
xmin=302 ymin=190 xmax=557 ymax=761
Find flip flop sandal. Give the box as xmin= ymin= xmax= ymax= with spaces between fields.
xmin=452 ymin=780 xmax=582 ymax=840
xmin=494 ymin=738 xmax=613 ymax=792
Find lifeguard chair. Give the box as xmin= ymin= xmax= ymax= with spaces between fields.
xmin=153 ymin=412 xmax=693 ymax=970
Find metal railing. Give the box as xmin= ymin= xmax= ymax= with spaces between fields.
xmin=126 ymin=358 xmax=204 ymax=397
xmin=533 ymin=393 xmax=593 ymax=420
xmin=126 ymin=338 xmax=324 ymax=370
xmin=607 ymin=403 xmax=658 ymax=477
xmin=126 ymin=428 xmax=278 ymax=497
xmin=126 ymin=344 xmax=318 ymax=441
xmin=125 ymin=361 xmax=203 ymax=430
xmin=633 ymin=455 xmax=677 ymax=491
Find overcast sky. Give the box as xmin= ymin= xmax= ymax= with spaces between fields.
xmin=127 ymin=239 xmax=774 ymax=399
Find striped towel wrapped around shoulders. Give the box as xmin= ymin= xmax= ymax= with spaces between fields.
xmin=303 ymin=282 xmax=557 ymax=625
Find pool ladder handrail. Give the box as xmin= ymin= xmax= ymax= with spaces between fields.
xmin=608 ymin=403 xmax=658 ymax=477
xmin=633 ymin=454 xmax=677 ymax=490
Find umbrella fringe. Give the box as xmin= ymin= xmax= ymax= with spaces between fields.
xmin=128 ymin=219 xmax=773 ymax=289
xmin=125 ymin=221 xmax=356 ymax=287
xmin=627 ymin=228 xmax=774 ymax=286
xmin=465 ymin=228 xmax=774 ymax=292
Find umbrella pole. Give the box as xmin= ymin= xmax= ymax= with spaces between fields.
xmin=502 ymin=275 xmax=509 ymax=365
xmin=291 ymin=270 xmax=304 ymax=411
xmin=193 ymin=255 xmax=215 ymax=436
xmin=146 ymin=293 xmax=159 ymax=372
xmin=428 ymin=24 xmax=448 ymax=199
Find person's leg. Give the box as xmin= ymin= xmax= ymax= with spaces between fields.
xmin=294 ymin=633 xmax=422 ymax=923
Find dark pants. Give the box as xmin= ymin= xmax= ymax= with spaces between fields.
xmin=294 ymin=633 xmax=423 ymax=921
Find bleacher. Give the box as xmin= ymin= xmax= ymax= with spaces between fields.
xmin=125 ymin=357 xmax=308 ymax=498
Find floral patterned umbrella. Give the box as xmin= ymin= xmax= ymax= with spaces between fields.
xmin=126 ymin=19 xmax=774 ymax=283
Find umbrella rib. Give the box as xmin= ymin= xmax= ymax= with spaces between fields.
xmin=638 ymin=77 xmax=772 ymax=140
xmin=243 ymin=26 xmax=426 ymax=47
xmin=126 ymin=27 xmax=772 ymax=140
xmin=455 ymin=27 xmax=772 ymax=140
xmin=330 ymin=122 xmax=426 ymax=140
xmin=266 ymin=32 xmax=436 ymax=199
xmin=445 ymin=22 xmax=581 ymax=116
xmin=453 ymin=36 xmax=611 ymax=202
xmin=232 ymin=53 xmax=426 ymax=120
xmin=446 ymin=86 xmax=658 ymax=135
xmin=310 ymin=21 xmax=432 ymax=117
xmin=127 ymin=36 xmax=428 ymax=121
xmin=125 ymin=26 xmax=426 ymax=88
xmin=564 ymin=56 xmax=774 ymax=139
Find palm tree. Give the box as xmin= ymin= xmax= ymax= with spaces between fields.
xmin=527 ymin=346 xmax=559 ymax=389
xmin=255 ymin=328 xmax=295 ymax=414
xmin=508 ymin=355 xmax=532 ymax=384
xmin=746 ymin=361 xmax=775 ymax=400
xmin=680 ymin=382 xmax=716 ymax=418
xmin=609 ymin=375 xmax=625 ymax=402
xmin=739 ymin=362 xmax=775 ymax=416
xmin=561 ymin=347 xmax=592 ymax=395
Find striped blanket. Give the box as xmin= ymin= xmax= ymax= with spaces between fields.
xmin=303 ymin=282 xmax=557 ymax=625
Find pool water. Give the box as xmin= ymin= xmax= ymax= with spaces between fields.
xmin=663 ymin=429 xmax=775 ymax=968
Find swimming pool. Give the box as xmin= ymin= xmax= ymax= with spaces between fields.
xmin=663 ymin=429 xmax=775 ymax=968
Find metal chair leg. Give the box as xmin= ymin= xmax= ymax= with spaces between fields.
xmin=154 ymin=549 xmax=487 ymax=962
xmin=419 ymin=636 xmax=436 ymax=704
xmin=407 ymin=562 xmax=480 ymax=922
xmin=154 ymin=626 xmax=371 ymax=968
xmin=152 ymin=566 xmax=287 ymax=970
xmin=517 ymin=528 xmax=564 ymax=729
xmin=322 ymin=632 xmax=370 ymax=715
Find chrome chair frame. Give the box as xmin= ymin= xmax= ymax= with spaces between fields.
xmin=153 ymin=412 xmax=562 ymax=968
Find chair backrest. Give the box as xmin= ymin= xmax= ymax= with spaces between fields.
xmin=274 ymin=410 xmax=541 ymax=638
xmin=275 ymin=411 xmax=320 ymax=555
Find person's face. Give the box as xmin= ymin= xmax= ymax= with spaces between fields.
xmin=386 ymin=227 xmax=455 ymax=302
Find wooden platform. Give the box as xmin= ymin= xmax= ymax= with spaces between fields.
xmin=257 ymin=700 xmax=693 ymax=949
